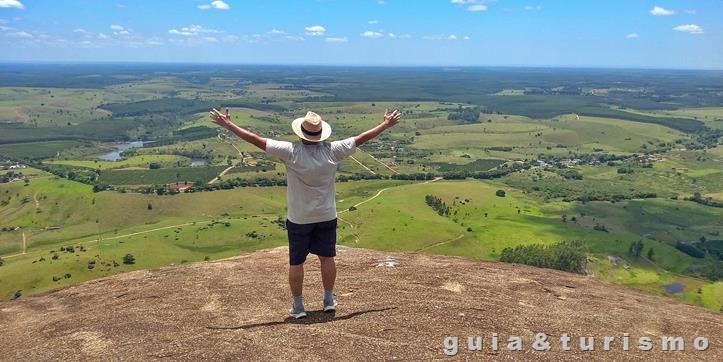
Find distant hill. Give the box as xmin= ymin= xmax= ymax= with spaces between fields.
xmin=0 ymin=247 xmax=720 ymax=360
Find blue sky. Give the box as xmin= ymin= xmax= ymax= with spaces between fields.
xmin=0 ymin=0 xmax=721 ymax=68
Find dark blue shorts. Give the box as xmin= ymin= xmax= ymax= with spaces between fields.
xmin=286 ymin=218 xmax=338 ymax=265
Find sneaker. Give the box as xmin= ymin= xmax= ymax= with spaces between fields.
xmin=288 ymin=305 xmax=307 ymax=319
xmin=323 ymin=298 xmax=338 ymax=312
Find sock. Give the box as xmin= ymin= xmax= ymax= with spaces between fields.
xmin=293 ymin=295 xmax=304 ymax=311
xmin=324 ymin=290 xmax=334 ymax=304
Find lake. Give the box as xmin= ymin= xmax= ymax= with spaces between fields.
xmin=98 ymin=141 xmax=150 ymax=161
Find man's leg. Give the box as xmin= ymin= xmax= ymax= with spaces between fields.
xmin=287 ymin=219 xmax=311 ymax=318
xmin=319 ymin=256 xmax=336 ymax=294
xmin=309 ymin=219 xmax=338 ymax=311
xmin=289 ymin=263 xmax=304 ymax=297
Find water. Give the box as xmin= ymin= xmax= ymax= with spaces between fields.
xmin=190 ymin=158 xmax=208 ymax=167
xmin=98 ymin=141 xmax=149 ymax=161
xmin=663 ymin=282 xmax=684 ymax=294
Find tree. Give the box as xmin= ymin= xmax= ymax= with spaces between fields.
xmin=0 ymin=256 xmax=4 ymax=267
xmin=647 ymin=248 xmax=655 ymax=261
xmin=123 ymin=254 xmax=136 ymax=265
xmin=495 ymin=190 xmax=506 ymax=197
xmin=628 ymin=240 xmax=644 ymax=258
xmin=147 ymin=203 xmax=153 ymax=210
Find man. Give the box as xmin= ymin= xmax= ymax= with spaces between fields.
xmin=209 ymin=108 xmax=402 ymax=318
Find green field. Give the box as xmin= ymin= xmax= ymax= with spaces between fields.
xmin=97 ymin=166 xmax=226 ymax=185
xmin=1 ymin=65 xmax=721 ymax=311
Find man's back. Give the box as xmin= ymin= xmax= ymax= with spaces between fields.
xmin=266 ymin=137 xmax=356 ymax=224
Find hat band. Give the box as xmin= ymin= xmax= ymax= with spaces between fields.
xmin=301 ymin=125 xmax=322 ymax=136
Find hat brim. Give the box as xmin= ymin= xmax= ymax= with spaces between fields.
xmin=291 ymin=117 xmax=332 ymax=142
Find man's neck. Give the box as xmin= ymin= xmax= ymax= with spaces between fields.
xmin=301 ymin=139 xmax=320 ymax=145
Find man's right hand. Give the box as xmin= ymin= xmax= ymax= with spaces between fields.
xmin=382 ymin=109 xmax=402 ymax=128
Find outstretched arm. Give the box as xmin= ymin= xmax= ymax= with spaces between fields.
xmin=354 ymin=109 xmax=402 ymax=147
xmin=209 ymin=108 xmax=267 ymax=151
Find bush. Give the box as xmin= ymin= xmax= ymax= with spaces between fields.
xmin=0 ymin=256 xmax=4 ymax=267
xmin=495 ymin=190 xmax=506 ymax=197
xmin=500 ymin=240 xmax=587 ymax=274
xmin=123 ymin=254 xmax=136 ymax=264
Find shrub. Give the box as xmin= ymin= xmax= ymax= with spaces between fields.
xmin=500 ymin=240 xmax=587 ymax=274
xmin=123 ymin=254 xmax=136 ymax=264
xmin=495 ymin=189 xmax=506 ymax=197
xmin=0 ymin=256 xmax=4 ymax=267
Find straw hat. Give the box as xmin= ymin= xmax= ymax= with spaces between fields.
xmin=291 ymin=111 xmax=332 ymax=142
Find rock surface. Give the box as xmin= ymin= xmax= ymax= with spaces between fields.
xmin=1 ymin=246 xmax=721 ymax=360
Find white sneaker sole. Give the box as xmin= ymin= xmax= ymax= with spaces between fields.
xmin=323 ymin=302 xmax=337 ymax=312
xmin=289 ymin=311 xmax=307 ymax=319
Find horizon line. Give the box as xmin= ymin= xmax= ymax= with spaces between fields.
xmin=1 ymin=60 xmax=722 ymax=72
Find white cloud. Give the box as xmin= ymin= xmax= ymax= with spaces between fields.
xmin=304 ymin=25 xmax=326 ymax=36
xmin=73 ymin=28 xmax=89 ymax=34
xmin=388 ymin=33 xmax=395 ymax=38
xmin=463 ymin=36 xmax=470 ymax=40
xmin=451 ymin=0 xmax=489 ymax=12
xmin=423 ymin=34 xmax=463 ymax=40
xmin=269 ymin=28 xmax=286 ymax=35
xmin=168 ymin=24 xmax=220 ymax=37
xmin=325 ymin=36 xmax=348 ymax=43
xmin=110 ymin=25 xmax=130 ymax=36
xmin=97 ymin=33 xmax=108 ymax=39
xmin=361 ymin=30 xmax=384 ymax=38
xmin=467 ymin=4 xmax=487 ymax=11
xmin=650 ymin=6 xmax=675 ymax=16
xmin=9 ymin=31 xmax=32 ymax=38
xmin=197 ymin=1 xmax=229 ymax=11
xmin=0 ymin=0 xmax=24 ymax=9
xmin=377 ymin=0 xmax=385 ymax=4
xmin=203 ymin=36 xmax=218 ymax=42
xmin=673 ymin=24 xmax=703 ymax=34
xmin=211 ymin=1 xmax=229 ymax=10
xmin=399 ymin=34 xmax=411 ymax=39
xmin=285 ymin=35 xmax=305 ymax=41
xmin=368 ymin=20 xmax=378 ymax=24
xmin=684 ymin=9 xmax=696 ymax=15
xmin=626 ymin=33 xmax=639 ymax=39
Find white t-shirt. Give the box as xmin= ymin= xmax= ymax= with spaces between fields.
xmin=266 ymin=137 xmax=356 ymax=224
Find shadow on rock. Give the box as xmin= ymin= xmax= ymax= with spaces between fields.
xmin=208 ymin=307 xmax=397 ymax=330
